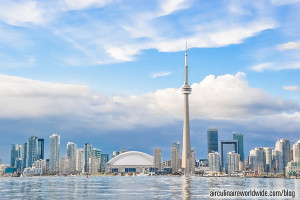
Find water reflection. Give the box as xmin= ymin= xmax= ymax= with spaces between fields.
xmin=182 ymin=176 xmax=191 ymax=200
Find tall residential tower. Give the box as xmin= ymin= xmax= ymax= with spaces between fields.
xmin=181 ymin=44 xmax=193 ymax=175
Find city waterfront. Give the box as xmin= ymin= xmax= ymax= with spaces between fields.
xmin=0 ymin=176 xmax=299 ymax=199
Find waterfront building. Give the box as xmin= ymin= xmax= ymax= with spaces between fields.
xmin=220 ymin=140 xmax=238 ymax=171
xmin=89 ymin=156 xmax=100 ymax=175
xmin=50 ymin=134 xmax=60 ymax=172
xmin=33 ymin=159 xmax=47 ymax=174
xmin=239 ymin=161 xmax=244 ymax=172
xmin=275 ymin=139 xmax=291 ymax=171
xmin=100 ymin=154 xmax=109 ymax=172
xmin=37 ymin=139 xmax=44 ymax=160
xmin=113 ymin=151 xmax=120 ymax=158
xmin=22 ymin=142 xmax=27 ymax=171
xmin=93 ymin=148 xmax=101 ymax=172
xmin=10 ymin=144 xmax=21 ymax=168
xmin=67 ymin=142 xmax=77 ymax=172
xmin=227 ymin=151 xmax=240 ymax=175
xmin=181 ymin=45 xmax=194 ymax=175
xmin=208 ymin=152 xmax=220 ymax=172
xmin=84 ymin=143 xmax=92 ymax=173
xmin=26 ymin=136 xmax=38 ymax=168
xmin=59 ymin=157 xmax=71 ymax=175
xmin=272 ymin=150 xmax=284 ymax=174
xmin=293 ymin=140 xmax=300 ymax=162
xmin=171 ymin=142 xmax=180 ymax=173
xmin=207 ymin=128 xmax=218 ymax=154
xmin=263 ymin=147 xmax=273 ymax=173
xmin=153 ymin=147 xmax=162 ymax=171
xmin=105 ymin=151 xmax=154 ymax=174
xmin=249 ymin=147 xmax=264 ymax=174
xmin=285 ymin=161 xmax=300 ymax=176
xmin=233 ymin=133 xmax=244 ymax=161
xmin=76 ymin=148 xmax=85 ymax=172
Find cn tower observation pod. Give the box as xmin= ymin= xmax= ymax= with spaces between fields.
xmin=105 ymin=151 xmax=154 ymax=174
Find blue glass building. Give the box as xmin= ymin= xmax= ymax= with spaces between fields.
xmin=207 ymin=128 xmax=218 ymax=154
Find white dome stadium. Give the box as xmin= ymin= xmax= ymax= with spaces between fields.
xmin=105 ymin=151 xmax=154 ymax=173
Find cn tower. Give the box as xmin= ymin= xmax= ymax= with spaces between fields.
xmin=181 ymin=43 xmax=193 ymax=175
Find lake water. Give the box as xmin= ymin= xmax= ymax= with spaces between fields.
xmin=0 ymin=176 xmax=299 ymax=199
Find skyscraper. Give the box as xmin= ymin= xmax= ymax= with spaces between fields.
xmin=100 ymin=154 xmax=109 ymax=172
xmin=50 ymin=134 xmax=60 ymax=172
xmin=76 ymin=148 xmax=85 ymax=172
xmin=38 ymin=139 xmax=44 ymax=160
xmin=154 ymin=147 xmax=162 ymax=171
xmin=275 ymin=139 xmax=291 ymax=170
xmin=249 ymin=147 xmax=265 ymax=174
xmin=22 ymin=142 xmax=27 ymax=170
xmin=233 ymin=133 xmax=244 ymax=161
xmin=171 ymin=142 xmax=180 ymax=173
xmin=26 ymin=136 xmax=38 ymax=168
xmin=93 ymin=148 xmax=101 ymax=172
xmin=208 ymin=152 xmax=220 ymax=172
xmin=181 ymin=44 xmax=193 ymax=175
xmin=227 ymin=151 xmax=240 ymax=175
xmin=293 ymin=140 xmax=300 ymax=162
xmin=67 ymin=142 xmax=77 ymax=172
xmin=84 ymin=143 xmax=92 ymax=173
xmin=220 ymin=140 xmax=238 ymax=171
xmin=10 ymin=144 xmax=21 ymax=167
xmin=272 ymin=150 xmax=284 ymax=173
xmin=207 ymin=128 xmax=218 ymax=154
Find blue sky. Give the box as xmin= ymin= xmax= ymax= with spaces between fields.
xmin=1 ymin=0 xmax=300 ymax=164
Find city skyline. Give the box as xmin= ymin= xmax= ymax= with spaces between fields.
xmin=1 ymin=1 xmax=300 ymax=164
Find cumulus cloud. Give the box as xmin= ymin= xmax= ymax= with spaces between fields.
xmin=251 ymin=62 xmax=300 ymax=72
xmin=0 ymin=73 xmax=298 ymax=130
xmin=283 ymin=86 xmax=300 ymax=91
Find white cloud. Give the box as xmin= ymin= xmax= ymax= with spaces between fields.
xmin=0 ymin=73 xmax=298 ymax=130
xmin=61 ymin=0 xmax=114 ymax=10
xmin=283 ymin=86 xmax=300 ymax=91
xmin=250 ymin=62 xmax=275 ymax=72
xmin=0 ymin=1 xmax=46 ymax=26
xmin=271 ymin=0 xmax=300 ymax=5
xmin=151 ymin=72 xmax=172 ymax=78
xmin=277 ymin=42 xmax=300 ymax=50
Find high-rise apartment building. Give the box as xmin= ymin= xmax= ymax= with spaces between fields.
xmin=154 ymin=147 xmax=162 ymax=171
xmin=171 ymin=142 xmax=180 ymax=173
xmin=22 ymin=142 xmax=27 ymax=170
xmin=272 ymin=150 xmax=284 ymax=173
xmin=263 ymin=147 xmax=273 ymax=172
xmin=233 ymin=133 xmax=244 ymax=161
xmin=208 ymin=151 xmax=220 ymax=172
xmin=76 ymin=148 xmax=85 ymax=172
xmin=37 ymin=139 xmax=44 ymax=160
xmin=249 ymin=147 xmax=264 ymax=174
xmin=275 ymin=139 xmax=291 ymax=171
xmin=50 ymin=134 xmax=60 ymax=172
xmin=10 ymin=144 xmax=21 ymax=168
xmin=227 ymin=151 xmax=240 ymax=175
xmin=293 ymin=140 xmax=300 ymax=162
xmin=84 ymin=143 xmax=92 ymax=173
xmin=207 ymin=128 xmax=218 ymax=154
xmin=93 ymin=148 xmax=101 ymax=172
xmin=67 ymin=142 xmax=77 ymax=172
xmin=100 ymin=154 xmax=109 ymax=172
xmin=220 ymin=140 xmax=238 ymax=171
xmin=26 ymin=136 xmax=38 ymax=168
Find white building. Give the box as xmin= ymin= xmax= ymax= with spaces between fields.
xmin=208 ymin=152 xmax=220 ymax=172
xmin=50 ymin=134 xmax=60 ymax=172
xmin=275 ymin=139 xmax=291 ymax=171
xmin=249 ymin=148 xmax=264 ymax=173
xmin=59 ymin=157 xmax=71 ymax=175
xmin=89 ymin=157 xmax=100 ymax=175
xmin=293 ymin=140 xmax=300 ymax=162
xmin=227 ymin=151 xmax=239 ymax=175
xmin=67 ymin=142 xmax=77 ymax=172
xmin=171 ymin=142 xmax=180 ymax=173
xmin=272 ymin=150 xmax=284 ymax=174
xmin=33 ymin=159 xmax=47 ymax=174
xmin=76 ymin=148 xmax=85 ymax=173
xmin=105 ymin=151 xmax=154 ymax=174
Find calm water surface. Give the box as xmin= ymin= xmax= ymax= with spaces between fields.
xmin=0 ymin=176 xmax=299 ymax=199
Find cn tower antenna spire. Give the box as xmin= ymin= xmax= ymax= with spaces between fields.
xmin=184 ymin=41 xmax=188 ymax=85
